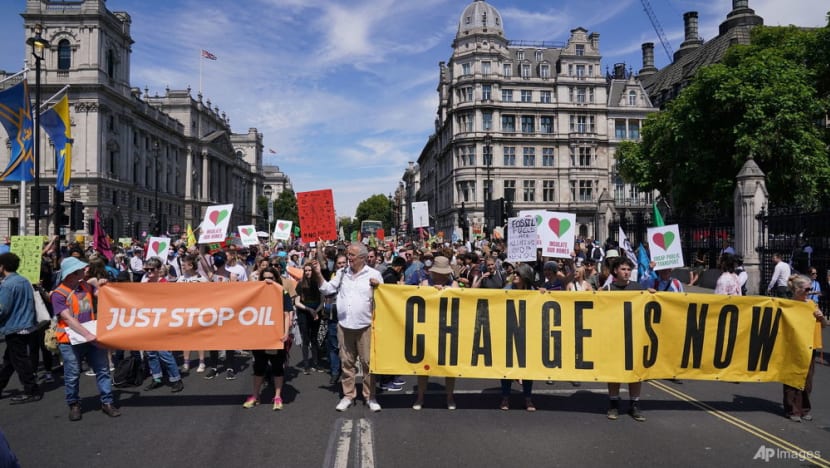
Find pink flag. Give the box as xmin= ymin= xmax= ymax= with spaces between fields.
xmin=94 ymin=210 xmax=114 ymax=260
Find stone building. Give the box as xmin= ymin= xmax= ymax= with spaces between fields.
xmin=413 ymin=0 xmax=657 ymax=241
xmin=0 ymin=0 xmax=268 ymax=239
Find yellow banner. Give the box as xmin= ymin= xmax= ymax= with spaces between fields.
xmin=371 ymin=286 xmax=817 ymax=389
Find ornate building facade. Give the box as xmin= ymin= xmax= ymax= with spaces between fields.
xmin=0 ymin=0 xmax=272 ymax=239
xmin=414 ymin=0 xmax=657 ymax=242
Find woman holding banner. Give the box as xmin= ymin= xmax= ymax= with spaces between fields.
xmin=413 ymin=256 xmax=459 ymax=410
xmin=295 ymin=265 xmax=324 ymax=374
xmin=500 ymin=263 xmax=538 ymax=411
xmin=243 ymin=267 xmax=293 ymax=410
xmin=783 ymin=274 xmax=829 ymax=422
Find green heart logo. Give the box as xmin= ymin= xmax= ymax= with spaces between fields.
xmin=151 ymin=240 xmax=167 ymax=253
xmin=652 ymin=231 xmax=675 ymax=250
xmin=243 ymin=227 xmax=254 ymax=236
xmin=209 ymin=209 xmax=228 ymax=225
xmin=548 ymin=218 xmax=571 ymax=237
xmin=277 ymin=222 xmax=288 ymax=230
xmin=534 ymin=215 xmax=543 ymax=227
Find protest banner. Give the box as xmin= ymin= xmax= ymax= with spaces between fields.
xmin=412 ymin=201 xmax=429 ymax=228
xmin=10 ymin=236 xmax=46 ymax=285
xmin=518 ymin=209 xmax=549 ymax=247
xmin=237 ymin=225 xmax=259 ymax=246
xmin=296 ymin=189 xmax=337 ymax=242
xmin=272 ymin=220 xmax=293 ymax=240
xmin=198 ymin=204 xmax=234 ymax=244
xmin=647 ymin=224 xmax=684 ymax=270
xmin=506 ymin=217 xmax=537 ymax=263
xmin=97 ymin=282 xmax=285 ymax=350
xmin=145 ymin=237 xmax=171 ymax=260
xmin=536 ymin=211 xmax=575 ymax=259
xmin=371 ymin=285 xmax=816 ymax=388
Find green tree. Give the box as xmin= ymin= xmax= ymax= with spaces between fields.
xmin=616 ymin=25 xmax=830 ymax=216
xmin=272 ymin=189 xmax=299 ymax=226
xmin=338 ymin=217 xmax=357 ymax=240
xmin=355 ymin=194 xmax=393 ymax=231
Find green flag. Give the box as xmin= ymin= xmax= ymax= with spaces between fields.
xmin=653 ymin=202 xmax=665 ymax=227
xmin=350 ymin=231 xmax=358 ymax=242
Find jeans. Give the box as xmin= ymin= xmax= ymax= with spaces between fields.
xmin=59 ymin=342 xmax=113 ymax=405
xmin=0 ymin=334 xmax=40 ymax=395
xmin=327 ymin=319 xmax=341 ymax=376
xmin=146 ymin=351 xmax=181 ymax=382
xmin=296 ymin=309 xmax=320 ymax=368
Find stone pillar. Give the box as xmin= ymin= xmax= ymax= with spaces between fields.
xmin=734 ymin=156 xmax=767 ymax=295
xmin=185 ymin=147 xmax=193 ymax=200
xmin=201 ymin=151 xmax=209 ymax=200
xmin=595 ymin=188 xmax=615 ymax=244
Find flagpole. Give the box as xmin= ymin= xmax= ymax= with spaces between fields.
xmin=39 ymin=84 xmax=70 ymax=111
xmin=0 ymin=68 xmax=28 ymax=86
xmin=199 ymin=50 xmax=202 ymax=96
xmin=19 ymin=69 xmax=29 ymax=236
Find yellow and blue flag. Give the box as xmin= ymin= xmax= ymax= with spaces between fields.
xmin=40 ymin=94 xmax=73 ymax=191
xmin=0 ymin=81 xmax=35 ymax=182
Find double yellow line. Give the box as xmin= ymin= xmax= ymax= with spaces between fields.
xmin=649 ymin=380 xmax=829 ymax=467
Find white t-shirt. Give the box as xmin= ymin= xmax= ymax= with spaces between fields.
xmin=226 ymin=263 xmax=248 ymax=282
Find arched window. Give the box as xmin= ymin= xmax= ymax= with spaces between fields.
xmin=628 ymin=90 xmax=637 ymax=106
xmin=58 ymin=39 xmax=71 ymax=70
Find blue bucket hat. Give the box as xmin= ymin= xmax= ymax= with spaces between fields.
xmin=60 ymin=257 xmax=88 ymax=281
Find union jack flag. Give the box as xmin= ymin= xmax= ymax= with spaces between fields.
xmin=201 ymin=49 xmax=217 ymax=60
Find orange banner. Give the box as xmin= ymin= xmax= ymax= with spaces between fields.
xmin=97 ymin=282 xmax=285 ymax=350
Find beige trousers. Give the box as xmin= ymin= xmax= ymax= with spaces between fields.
xmin=337 ymin=325 xmax=374 ymax=401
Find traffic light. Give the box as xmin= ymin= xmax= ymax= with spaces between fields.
xmin=57 ymin=203 xmax=69 ymax=227
xmin=30 ymin=186 xmax=49 ymax=218
xmin=70 ymin=200 xmax=84 ymax=230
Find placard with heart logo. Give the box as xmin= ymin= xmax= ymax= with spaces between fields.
xmin=237 ymin=225 xmax=259 ymax=246
xmin=198 ymin=204 xmax=234 ymax=244
xmin=272 ymin=220 xmax=293 ymax=240
xmin=146 ymin=236 xmax=172 ymax=260
xmin=646 ymin=224 xmax=684 ymax=270
xmin=536 ymin=211 xmax=576 ymax=259
xmin=518 ymin=210 xmax=551 ymax=247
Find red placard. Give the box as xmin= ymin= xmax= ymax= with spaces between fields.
xmin=296 ymin=189 xmax=337 ymax=242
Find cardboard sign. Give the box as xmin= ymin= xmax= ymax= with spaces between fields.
xmin=296 ymin=189 xmax=337 ymax=242
xmin=506 ymin=217 xmax=537 ymax=262
xmin=412 ymin=201 xmax=429 ymax=228
xmin=10 ymin=236 xmax=46 ymax=285
xmin=145 ymin=237 xmax=172 ymax=260
xmin=273 ymin=220 xmax=293 ymax=240
xmin=198 ymin=204 xmax=234 ymax=244
xmin=536 ymin=211 xmax=575 ymax=259
xmin=647 ymin=224 xmax=684 ymax=270
xmin=237 ymin=225 xmax=259 ymax=246
xmin=518 ymin=210 xmax=550 ymax=247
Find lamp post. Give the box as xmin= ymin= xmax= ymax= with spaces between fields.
xmin=484 ymin=134 xmax=492 ymax=236
xmin=27 ymin=24 xmax=49 ymax=235
xmin=150 ymin=141 xmax=160 ymax=235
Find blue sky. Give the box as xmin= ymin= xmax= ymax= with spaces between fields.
xmin=0 ymin=0 xmax=827 ymax=218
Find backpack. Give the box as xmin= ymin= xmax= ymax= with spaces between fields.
xmin=591 ymin=247 xmax=603 ymax=261
xmin=112 ymin=356 xmax=144 ymax=387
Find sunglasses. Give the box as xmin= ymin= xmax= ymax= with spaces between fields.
xmin=144 ymin=267 xmax=156 ymax=272
xmin=262 ymin=275 xmax=276 ymax=280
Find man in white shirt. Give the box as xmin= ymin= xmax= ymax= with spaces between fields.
xmin=313 ymin=243 xmax=382 ymax=412
xmin=767 ymin=252 xmax=791 ymax=297
xmin=224 ymin=247 xmax=248 ymax=282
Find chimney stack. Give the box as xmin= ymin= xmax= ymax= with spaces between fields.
xmin=674 ymin=11 xmax=703 ymax=61
xmin=638 ymin=42 xmax=657 ymax=77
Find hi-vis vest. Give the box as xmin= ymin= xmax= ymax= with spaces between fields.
xmin=51 ymin=283 xmax=94 ymax=345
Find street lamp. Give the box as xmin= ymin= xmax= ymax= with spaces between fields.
xmin=484 ymin=134 xmax=492 ymax=236
xmin=27 ymin=24 xmax=49 ymax=235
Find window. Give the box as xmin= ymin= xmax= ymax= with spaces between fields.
xmin=522 ymin=147 xmax=535 ymax=166
xmin=10 ymin=188 xmax=19 ymax=204
xmin=543 ymin=180 xmax=555 ymax=202
xmin=458 ymin=112 xmax=473 ymax=132
xmin=570 ymin=180 xmax=594 ymax=202
xmin=568 ymin=64 xmax=573 ymax=76
xmin=589 ymin=88 xmax=595 ymax=103
xmin=540 ymin=64 xmax=550 ymax=79
xmin=575 ymin=64 xmax=585 ymax=78
xmin=569 ymin=115 xmax=595 ymax=133
xmin=576 ymin=87 xmax=586 ymax=103
xmin=501 ymin=89 xmax=513 ymax=102
xmin=503 ymin=63 xmax=512 ymax=77
xmin=462 ymin=63 xmax=472 ymax=76
xmin=501 ymin=115 xmax=515 ymax=132
xmin=58 ymin=39 xmax=71 ymax=70
xmin=504 ymin=180 xmax=516 ymax=201
xmin=503 ymin=147 xmax=516 ymax=166
xmin=521 ymin=64 xmax=531 ymax=79
xmin=482 ymin=61 xmax=491 ymax=75
xmin=588 ymin=65 xmax=593 ymax=76
xmin=458 ymin=181 xmax=475 ymax=203
xmin=482 ymin=111 xmax=493 ymax=131
xmin=482 ymin=84 xmax=492 ymax=101
xmin=535 ymin=50 xmax=543 ymax=61
xmin=458 ymin=145 xmax=476 ymax=166
xmin=461 ymin=87 xmax=473 ymax=102
xmin=482 ymin=11 xmax=488 ymax=26
xmin=615 ymin=120 xmax=627 ymax=139
xmin=576 ymin=44 xmax=585 ymax=56
xmin=542 ymin=148 xmax=554 ymax=166
xmin=628 ymin=121 xmax=640 ymax=139
xmin=483 ymin=142 xmax=493 ymax=166
xmin=484 ymin=180 xmax=492 ymax=198
xmin=521 ymin=116 xmax=534 ymax=133
xmin=628 ymin=90 xmax=637 ymax=106
xmin=523 ymin=180 xmax=536 ymax=202
xmin=540 ymin=116 xmax=553 ymax=133
xmin=107 ymin=49 xmax=115 ymax=78
xmin=520 ymin=90 xmax=532 ymax=102
xmin=578 ymin=147 xmax=592 ymax=166
xmin=517 ymin=50 xmax=525 ymax=60
xmin=540 ymin=91 xmax=552 ymax=103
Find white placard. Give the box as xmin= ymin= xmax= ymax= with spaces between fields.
xmin=66 ymin=320 xmax=97 ymax=345
xmin=647 ymin=224 xmax=684 ymax=270
xmin=518 ymin=210 xmax=550 ymax=247
xmin=198 ymin=204 xmax=234 ymax=244
xmin=237 ymin=225 xmax=259 ymax=246
xmin=272 ymin=220 xmax=293 ymax=240
xmin=536 ymin=211 xmax=576 ymax=259
xmin=412 ymin=201 xmax=429 ymax=228
xmin=145 ymin=236 xmax=171 ymax=260
xmin=506 ymin=217 xmax=537 ymax=262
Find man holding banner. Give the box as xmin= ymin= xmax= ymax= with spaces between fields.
xmin=312 ymin=243 xmax=383 ymax=412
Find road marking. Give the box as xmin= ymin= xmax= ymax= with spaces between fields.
xmin=649 ymin=380 xmax=830 ymax=468
xmin=323 ymin=418 xmax=375 ymax=468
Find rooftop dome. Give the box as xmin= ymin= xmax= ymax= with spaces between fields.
xmin=457 ymin=0 xmax=504 ymax=37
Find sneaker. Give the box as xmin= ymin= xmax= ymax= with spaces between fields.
xmin=225 ymin=369 xmax=237 ymax=380
xmin=367 ymin=399 xmax=382 ymax=412
xmin=391 ymin=376 xmax=406 ymax=386
xmin=335 ymin=397 xmax=353 ymax=412
xmin=789 ymin=415 xmax=802 ymax=423
xmin=9 ymin=393 xmax=43 ymax=405
xmin=273 ymin=397 xmax=283 ymax=411
xmin=303 ymin=368 xmax=311 ymax=375
xmin=380 ymin=382 xmax=404 ymax=392
xmin=144 ymin=379 xmax=164 ymax=391
xmin=196 ymin=362 xmax=206 ymax=373
xmin=500 ymin=398 xmax=509 ymax=411
xmin=447 ymin=400 xmax=456 ymax=411
xmin=629 ymin=404 xmax=646 ymax=422
xmin=607 ymin=400 xmax=620 ymax=420
xmin=85 ymin=369 xmax=96 ymax=376
xmin=181 ymin=363 xmax=190 ymax=372
xmin=545 ymin=380 xmax=555 ymax=385
xmin=329 ymin=374 xmax=341 ymax=386
xmin=412 ymin=400 xmax=423 ymax=411
xmin=204 ymin=367 xmax=218 ymax=379
xmin=242 ymin=396 xmax=259 ymax=409
xmin=802 ymin=414 xmax=813 ymax=421
xmin=316 ymin=367 xmax=326 ymax=373
xmin=170 ymin=380 xmax=184 ymax=393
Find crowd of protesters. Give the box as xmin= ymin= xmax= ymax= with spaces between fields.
xmin=0 ymin=232 xmax=826 ymax=427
